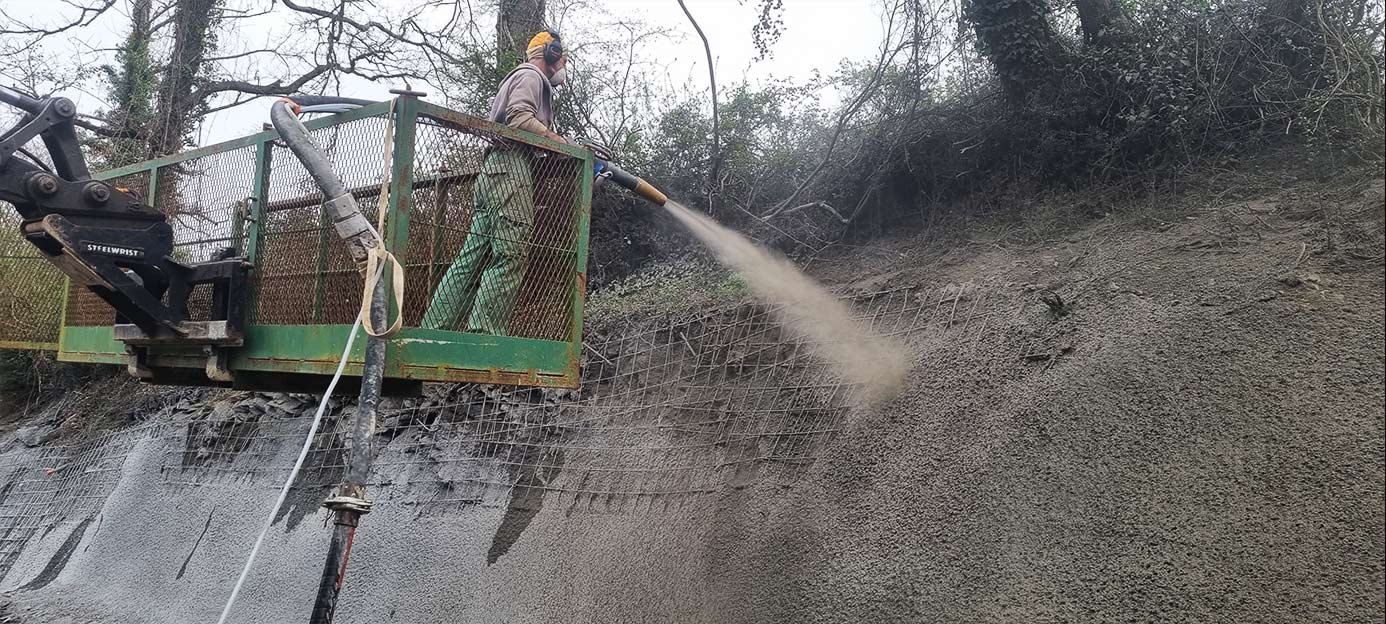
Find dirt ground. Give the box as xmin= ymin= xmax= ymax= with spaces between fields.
xmin=0 ymin=156 xmax=1382 ymax=622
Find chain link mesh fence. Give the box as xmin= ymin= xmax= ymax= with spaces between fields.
xmin=0 ymin=212 xmax=64 ymax=349
xmin=254 ymin=114 xmax=391 ymax=325
xmin=2 ymin=99 xmax=591 ymax=387
xmin=0 ymin=138 xmax=78 ymax=347
xmin=407 ymin=110 xmax=585 ymax=341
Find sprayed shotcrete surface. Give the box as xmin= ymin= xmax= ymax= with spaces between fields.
xmin=0 ymin=178 xmax=1382 ymax=623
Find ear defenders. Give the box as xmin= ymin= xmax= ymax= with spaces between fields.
xmin=543 ymin=29 xmax=563 ymax=65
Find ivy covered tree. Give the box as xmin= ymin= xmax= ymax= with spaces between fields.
xmin=98 ymin=0 xmax=156 ymax=167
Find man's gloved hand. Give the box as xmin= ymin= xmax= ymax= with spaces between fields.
xmin=580 ymin=139 xmax=616 ymax=163
xmin=592 ymin=159 xmax=613 ymax=189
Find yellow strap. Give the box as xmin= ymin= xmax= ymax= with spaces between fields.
xmin=360 ymin=99 xmax=404 ymax=338
xmin=361 ymin=244 xmax=404 ymax=337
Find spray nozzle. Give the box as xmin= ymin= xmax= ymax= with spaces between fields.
xmin=597 ymin=160 xmax=667 ymax=207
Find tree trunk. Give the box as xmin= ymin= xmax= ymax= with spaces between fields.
xmin=1075 ymin=0 xmax=1130 ymax=46
xmin=964 ymin=0 xmax=1065 ymax=103
xmin=105 ymin=0 xmax=155 ymax=166
xmin=1259 ymin=0 xmax=1314 ymax=70
xmin=496 ymin=0 xmax=546 ymax=69
xmin=148 ymin=0 xmax=221 ymax=157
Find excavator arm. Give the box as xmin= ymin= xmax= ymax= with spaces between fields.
xmin=0 ymin=85 xmax=249 ymax=379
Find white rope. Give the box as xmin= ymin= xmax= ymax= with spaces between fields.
xmin=218 ymin=99 xmax=401 ymax=621
xmin=215 ymin=264 xmax=379 ymax=624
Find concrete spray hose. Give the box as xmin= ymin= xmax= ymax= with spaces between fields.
xmin=268 ymin=95 xmax=384 ymax=264
xmin=219 ymin=94 xmax=671 ymax=623
xmin=595 ymin=159 xmax=668 ymax=206
xmin=219 ymin=94 xmax=397 ymax=624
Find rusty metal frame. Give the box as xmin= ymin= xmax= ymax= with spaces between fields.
xmin=40 ymin=97 xmax=590 ymax=390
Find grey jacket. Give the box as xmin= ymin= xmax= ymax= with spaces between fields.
xmin=488 ymin=63 xmax=555 ymax=137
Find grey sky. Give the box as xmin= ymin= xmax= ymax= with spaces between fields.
xmin=0 ymin=0 xmax=884 ymax=147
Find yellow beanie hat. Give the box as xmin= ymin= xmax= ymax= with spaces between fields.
xmin=526 ymin=31 xmax=557 ymax=60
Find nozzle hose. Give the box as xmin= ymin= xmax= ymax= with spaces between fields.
xmin=600 ymin=161 xmax=667 ymax=207
xmin=632 ymin=178 xmax=668 ymax=206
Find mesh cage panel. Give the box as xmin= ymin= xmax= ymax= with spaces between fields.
xmin=162 ymin=146 xmax=258 ymax=323
xmin=0 ymin=211 xmax=64 ymax=347
xmin=401 ymin=119 xmax=485 ymax=328
xmin=408 ymin=112 xmax=583 ymax=341
xmin=253 ymin=114 xmax=390 ymax=325
xmin=159 ymin=145 xmax=258 ymax=263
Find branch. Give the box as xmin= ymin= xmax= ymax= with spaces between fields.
xmin=205 ymin=46 xmax=291 ymax=64
xmin=73 ymin=116 xmax=141 ymax=139
xmin=199 ymin=92 xmax=258 ymax=116
xmin=763 ymin=1 xmax=909 ymax=218
xmin=279 ymin=0 xmax=470 ymax=67
xmin=774 ymin=201 xmax=850 ymax=223
xmin=677 ymin=0 xmax=719 ymax=213
xmin=0 ymin=0 xmax=116 ymax=36
xmin=188 ymin=50 xmax=379 ymax=101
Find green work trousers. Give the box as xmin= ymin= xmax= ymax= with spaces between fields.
xmin=422 ymin=150 xmax=535 ymax=335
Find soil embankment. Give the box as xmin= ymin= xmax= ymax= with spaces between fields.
xmin=0 ymin=164 xmax=1381 ymax=623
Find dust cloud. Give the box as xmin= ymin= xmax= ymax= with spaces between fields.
xmin=664 ymin=201 xmax=910 ymax=406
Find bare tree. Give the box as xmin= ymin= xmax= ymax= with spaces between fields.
xmin=554 ymin=13 xmax=675 ymax=148
xmin=764 ymin=0 xmax=914 ymax=219
xmin=0 ymin=0 xmax=508 ymax=160
xmin=498 ymin=0 xmax=547 ymax=67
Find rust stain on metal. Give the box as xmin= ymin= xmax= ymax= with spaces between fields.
xmin=396 ymin=364 xmax=576 ymax=389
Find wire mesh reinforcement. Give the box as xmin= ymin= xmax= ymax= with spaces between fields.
xmin=0 ymin=283 xmax=1008 ymax=577
xmin=157 ymin=284 xmax=1009 ymax=508
xmin=0 ymin=426 xmax=148 ymax=580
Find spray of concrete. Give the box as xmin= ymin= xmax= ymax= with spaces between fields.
xmin=664 ymin=201 xmax=909 ymax=405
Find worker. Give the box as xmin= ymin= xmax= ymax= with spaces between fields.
xmin=421 ymin=29 xmax=610 ymax=335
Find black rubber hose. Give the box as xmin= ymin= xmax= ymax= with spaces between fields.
xmin=603 ymin=162 xmax=640 ymax=191
xmin=269 ymin=101 xmax=350 ymax=200
xmin=602 ymin=161 xmax=668 ymax=206
xmin=285 ymin=94 xmax=378 ymax=108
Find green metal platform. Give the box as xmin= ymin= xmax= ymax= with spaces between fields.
xmin=0 ymin=97 xmax=593 ymax=391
